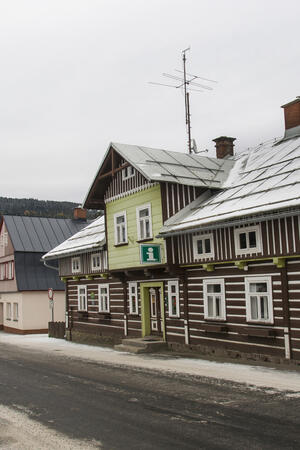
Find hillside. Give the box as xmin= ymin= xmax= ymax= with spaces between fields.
xmin=0 ymin=197 xmax=100 ymax=219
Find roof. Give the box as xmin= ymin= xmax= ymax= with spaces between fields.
xmin=3 ymin=216 xmax=87 ymax=253
xmin=83 ymin=142 xmax=235 ymax=208
xmin=159 ymin=135 xmax=300 ymax=235
xmin=42 ymin=215 xmax=105 ymax=260
xmin=15 ymin=253 xmax=65 ymax=291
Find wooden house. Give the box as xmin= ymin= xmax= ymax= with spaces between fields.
xmin=0 ymin=212 xmax=87 ymax=333
xmin=44 ymin=97 xmax=300 ymax=363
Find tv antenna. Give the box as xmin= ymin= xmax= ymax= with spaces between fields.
xmin=149 ymin=47 xmax=217 ymax=154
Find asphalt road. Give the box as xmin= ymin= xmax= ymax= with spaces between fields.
xmin=0 ymin=342 xmax=299 ymax=450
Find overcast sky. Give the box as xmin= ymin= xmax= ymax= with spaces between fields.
xmin=1 ymin=0 xmax=299 ymax=203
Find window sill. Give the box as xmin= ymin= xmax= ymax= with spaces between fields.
xmin=136 ymin=238 xmax=153 ymax=243
xmin=114 ymin=243 xmax=128 ymax=247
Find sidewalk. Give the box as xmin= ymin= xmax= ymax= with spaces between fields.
xmin=1 ymin=332 xmax=300 ymax=394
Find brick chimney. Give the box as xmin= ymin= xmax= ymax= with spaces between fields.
xmin=213 ymin=136 xmax=236 ymax=159
xmin=281 ymin=97 xmax=300 ymax=138
xmin=73 ymin=207 xmax=87 ymax=221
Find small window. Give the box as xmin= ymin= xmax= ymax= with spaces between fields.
xmin=7 ymin=261 xmax=14 ymax=280
xmin=193 ymin=233 xmax=214 ymax=259
xmin=168 ymin=280 xmax=180 ymax=318
xmin=6 ymin=303 xmax=11 ymax=320
xmin=136 ymin=204 xmax=152 ymax=241
xmin=99 ymin=284 xmax=110 ymax=312
xmin=234 ymin=225 xmax=261 ymax=255
xmin=91 ymin=253 xmax=102 ymax=271
xmin=77 ymin=286 xmax=87 ymax=311
xmin=72 ymin=257 xmax=81 ymax=274
xmin=114 ymin=211 xmax=127 ymax=245
xmin=0 ymin=264 xmax=5 ymax=280
xmin=13 ymin=303 xmax=19 ymax=321
xmin=129 ymin=282 xmax=138 ymax=315
xmin=245 ymin=277 xmax=273 ymax=323
xmin=203 ymin=279 xmax=226 ymax=320
xmin=122 ymin=166 xmax=135 ymax=180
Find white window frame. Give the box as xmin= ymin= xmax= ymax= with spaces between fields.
xmin=91 ymin=253 xmax=102 ymax=272
xmin=13 ymin=302 xmax=19 ymax=321
xmin=167 ymin=280 xmax=180 ymax=318
xmin=192 ymin=233 xmax=214 ymax=259
xmin=71 ymin=257 xmax=81 ymax=274
xmin=136 ymin=203 xmax=153 ymax=241
xmin=6 ymin=302 xmax=11 ymax=320
xmin=98 ymin=284 xmax=110 ymax=313
xmin=77 ymin=285 xmax=87 ymax=311
xmin=7 ymin=261 xmax=14 ymax=280
xmin=129 ymin=282 xmax=138 ymax=315
xmin=203 ymin=278 xmax=226 ymax=321
xmin=245 ymin=276 xmax=273 ymax=324
xmin=234 ymin=225 xmax=262 ymax=256
xmin=122 ymin=166 xmax=135 ymax=180
xmin=114 ymin=211 xmax=128 ymax=245
xmin=0 ymin=264 xmax=5 ymax=280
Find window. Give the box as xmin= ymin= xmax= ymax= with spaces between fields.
xmin=193 ymin=234 xmax=214 ymax=259
xmin=114 ymin=211 xmax=127 ymax=245
xmin=13 ymin=303 xmax=19 ymax=321
xmin=168 ymin=280 xmax=180 ymax=317
xmin=122 ymin=166 xmax=135 ymax=180
xmin=7 ymin=261 xmax=14 ymax=280
xmin=234 ymin=225 xmax=261 ymax=255
xmin=136 ymin=204 xmax=152 ymax=241
xmin=77 ymin=286 xmax=87 ymax=311
xmin=98 ymin=284 xmax=110 ymax=312
xmin=72 ymin=257 xmax=81 ymax=274
xmin=91 ymin=253 xmax=102 ymax=271
xmin=245 ymin=277 xmax=273 ymax=323
xmin=6 ymin=303 xmax=11 ymax=320
xmin=129 ymin=282 xmax=138 ymax=315
xmin=203 ymin=279 xmax=226 ymax=320
xmin=0 ymin=264 xmax=5 ymax=280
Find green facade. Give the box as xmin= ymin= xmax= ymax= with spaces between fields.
xmin=106 ymin=184 xmax=166 ymax=270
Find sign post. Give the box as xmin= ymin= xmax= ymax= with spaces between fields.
xmin=48 ymin=288 xmax=54 ymax=322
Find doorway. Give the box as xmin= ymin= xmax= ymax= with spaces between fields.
xmin=140 ymin=282 xmax=165 ymax=341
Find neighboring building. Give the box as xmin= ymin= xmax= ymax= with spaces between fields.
xmin=44 ymin=97 xmax=300 ymax=363
xmin=0 ymin=210 xmax=87 ymax=333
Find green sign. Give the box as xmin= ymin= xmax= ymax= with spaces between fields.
xmin=140 ymin=244 xmax=161 ymax=264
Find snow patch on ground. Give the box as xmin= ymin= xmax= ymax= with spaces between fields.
xmin=0 ymin=404 xmax=101 ymax=449
xmin=1 ymin=332 xmax=300 ymax=394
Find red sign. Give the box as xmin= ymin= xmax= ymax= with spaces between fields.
xmin=48 ymin=288 xmax=54 ymax=300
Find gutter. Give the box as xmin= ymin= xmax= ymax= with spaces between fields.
xmin=43 ymin=259 xmax=59 ymax=272
xmin=157 ymin=207 xmax=300 ymax=238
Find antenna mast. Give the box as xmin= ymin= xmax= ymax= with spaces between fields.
xmin=182 ymin=47 xmax=192 ymax=154
xmin=149 ymin=48 xmax=216 ymax=154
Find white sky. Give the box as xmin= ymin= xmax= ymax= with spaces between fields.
xmin=1 ymin=0 xmax=299 ymax=203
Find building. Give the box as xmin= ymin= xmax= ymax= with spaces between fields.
xmin=0 ymin=210 xmax=87 ymax=333
xmin=43 ymin=97 xmax=300 ymax=362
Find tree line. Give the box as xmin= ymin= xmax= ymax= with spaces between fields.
xmin=0 ymin=197 xmax=99 ymax=219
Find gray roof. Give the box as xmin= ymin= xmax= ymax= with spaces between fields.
xmin=43 ymin=215 xmax=105 ymax=260
xmin=159 ymin=135 xmax=300 ymax=235
xmin=4 ymin=215 xmax=88 ymax=253
xmin=15 ymin=252 xmax=65 ymax=291
xmin=83 ymin=142 xmax=235 ymax=207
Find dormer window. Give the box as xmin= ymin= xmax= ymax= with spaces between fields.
xmin=122 ymin=166 xmax=135 ymax=180
xmin=234 ymin=225 xmax=261 ymax=256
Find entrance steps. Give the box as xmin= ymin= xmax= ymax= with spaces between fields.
xmin=115 ymin=337 xmax=167 ymax=354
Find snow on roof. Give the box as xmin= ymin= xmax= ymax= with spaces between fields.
xmin=42 ymin=215 xmax=105 ymax=260
xmin=159 ymin=135 xmax=300 ymax=235
xmin=111 ymin=142 xmax=235 ymax=187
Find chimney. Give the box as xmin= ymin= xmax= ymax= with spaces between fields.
xmin=213 ymin=136 xmax=236 ymax=159
xmin=281 ymin=97 xmax=300 ymax=138
xmin=73 ymin=207 xmax=87 ymax=221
